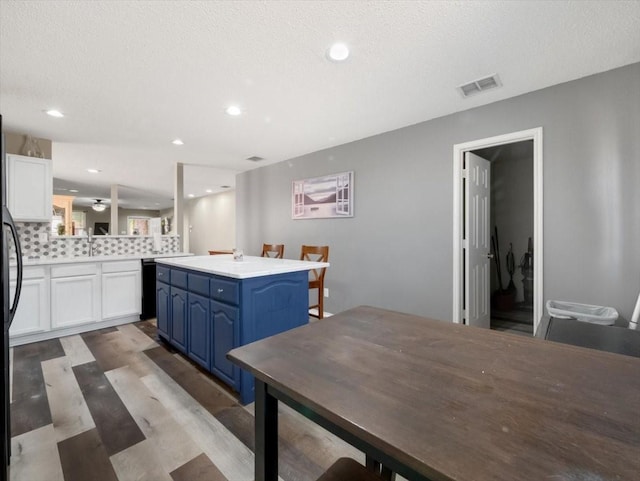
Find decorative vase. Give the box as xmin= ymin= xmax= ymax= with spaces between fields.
xmin=20 ymin=135 xmax=44 ymax=158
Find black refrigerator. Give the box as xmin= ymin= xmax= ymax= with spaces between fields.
xmin=1 ymin=114 xmax=24 ymax=481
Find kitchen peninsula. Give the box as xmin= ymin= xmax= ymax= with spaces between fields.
xmin=155 ymin=255 xmax=330 ymax=404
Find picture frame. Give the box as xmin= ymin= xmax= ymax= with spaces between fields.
xmin=292 ymin=171 xmax=354 ymax=219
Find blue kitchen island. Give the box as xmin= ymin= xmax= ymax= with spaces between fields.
xmin=155 ymin=254 xmax=329 ymax=404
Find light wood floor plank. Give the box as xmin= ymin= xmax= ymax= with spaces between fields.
xmin=117 ymin=323 xmax=159 ymax=352
xmin=41 ymin=356 xmax=95 ymax=442
xmin=9 ymin=424 xmax=64 ymax=481
xmin=59 ymin=334 xmax=96 ymax=366
xmin=110 ymin=439 xmax=174 ymax=481
xmin=106 ymin=365 xmax=202 ymax=473
xmin=141 ymin=366 xmax=270 ymax=481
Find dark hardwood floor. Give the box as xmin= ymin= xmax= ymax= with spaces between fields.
xmin=8 ymin=320 xmax=365 ymax=481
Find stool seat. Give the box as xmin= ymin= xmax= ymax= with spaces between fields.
xmin=316 ymin=458 xmax=382 ymax=481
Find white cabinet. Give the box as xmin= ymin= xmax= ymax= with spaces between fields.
xmin=51 ymin=263 xmax=101 ymax=329
xmin=102 ymin=260 xmax=141 ymax=320
xmin=7 ymin=154 xmax=53 ymax=221
xmin=9 ymin=267 xmax=50 ymax=336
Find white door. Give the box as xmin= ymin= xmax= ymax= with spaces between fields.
xmin=465 ymin=152 xmax=491 ymax=328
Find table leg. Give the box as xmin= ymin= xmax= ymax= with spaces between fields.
xmin=366 ymin=455 xmax=381 ymax=473
xmin=255 ymin=379 xmax=278 ymax=481
xmin=366 ymin=455 xmax=396 ymax=481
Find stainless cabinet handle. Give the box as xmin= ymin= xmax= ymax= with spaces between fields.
xmin=217 ymin=288 xmax=224 ymax=293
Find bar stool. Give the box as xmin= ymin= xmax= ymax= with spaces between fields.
xmin=261 ymin=244 xmax=284 ymax=258
xmin=300 ymin=245 xmax=329 ymax=319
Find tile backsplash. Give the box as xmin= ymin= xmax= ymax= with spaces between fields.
xmin=13 ymin=222 xmax=181 ymax=259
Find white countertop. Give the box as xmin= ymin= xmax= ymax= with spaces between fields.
xmin=18 ymin=252 xmax=194 ymax=266
xmin=156 ymin=255 xmax=330 ymax=279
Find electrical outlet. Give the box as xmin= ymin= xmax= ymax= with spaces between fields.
xmin=324 ymin=288 xmax=329 ymax=298
xmin=39 ymin=233 xmax=48 ymax=243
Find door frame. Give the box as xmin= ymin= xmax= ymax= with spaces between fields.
xmin=452 ymin=127 xmax=544 ymax=334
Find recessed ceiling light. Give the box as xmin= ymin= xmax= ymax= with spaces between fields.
xmin=188 ymin=194 xmax=195 ymax=198
xmin=327 ymin=43 xmax=349 ymax=62
xmin=45 ymin=109 xmax=64 ymax=118
xmin=172 ymin=139 xmax=184 ymax=145
xmin=154 ymin=202 xmax=160 ymax=206
xmin=87 ymin=169 xmax=101 ymax=174
xmin=68 ymin=189 xmax=79 ymax=193
xmin=205 ymin=189 xmax=213 ymax=194
xmin=225 ymin=105 xmax=242 ymax=116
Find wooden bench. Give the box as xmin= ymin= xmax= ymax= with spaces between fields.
xmin=316 ymin=458 xmax=383 ymax=481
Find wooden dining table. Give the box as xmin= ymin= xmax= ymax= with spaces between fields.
xmin=227 ymin=305 xmax=640 ymax=481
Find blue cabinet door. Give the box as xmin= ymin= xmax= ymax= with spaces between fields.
xmin=188 ymin=292 xmax=210 ymax=369
xmin=156 ymin=281 xmax=170 ymax=339
xmin=210 ymin=300 xmax=239 ymax=389
xmin=170 ymin=286 xmax=188 ymax=353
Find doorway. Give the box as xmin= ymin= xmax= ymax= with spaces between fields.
xmin=452 ymin=128 xmax=543 ymax=335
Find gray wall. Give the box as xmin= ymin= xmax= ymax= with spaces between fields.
xmin=185 ymin=190 xmax=236 ymax=255
xmin=236 ymin=63 xmax=640 ymax=322
xmin=74 ymin=208 xmax=160 ymax=235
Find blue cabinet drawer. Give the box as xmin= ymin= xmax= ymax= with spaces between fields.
xmin=188 ymin=273 xmax=210 ymax=296
xmin=171 ymin=269 xmax=188 ymax=289
xmin=210 ymin=277 xmax=239 ymax=305
xmin=157 ymin=265 xmax=171 ymax=283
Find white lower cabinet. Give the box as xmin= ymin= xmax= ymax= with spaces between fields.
xmin=10 ymin=258 xmax=144 ymax=346
xmin=51 ymin=263 xmax=101 ymax=329
xmin=9 ymin=267 xmax=50 ymax=337
xmin=102 ymin=261 xmax=141 ymax=320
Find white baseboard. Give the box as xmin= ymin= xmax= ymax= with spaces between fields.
xmin=9 ymin=314 xmax=141 ymax=347
xmin=309 ymin=309 xmax=333 ymax=318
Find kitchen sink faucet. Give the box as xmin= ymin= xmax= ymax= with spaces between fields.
xmin=87 ymin=227 xmax=98 ymax=256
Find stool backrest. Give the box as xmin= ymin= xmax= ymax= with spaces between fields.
xmin=261 ymin=244 xmax=284 ymax=258
xmin=300 ymin=245 xmax=329 ymax=281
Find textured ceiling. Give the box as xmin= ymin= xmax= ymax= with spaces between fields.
xmin=1 ymin=1 xmax=639 ymax=208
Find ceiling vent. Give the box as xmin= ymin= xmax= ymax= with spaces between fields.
xmin=246 ymin=156 xmax=264 ymax=162
xmin=458 ymin=74 xmax=502 ymax=98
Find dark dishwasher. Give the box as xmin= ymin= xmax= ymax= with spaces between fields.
xmin=140 ymin=258 xmax=156 ymax=320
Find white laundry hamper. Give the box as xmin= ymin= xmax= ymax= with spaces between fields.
xmin=546 ymin=300 xmax=619 ymax=326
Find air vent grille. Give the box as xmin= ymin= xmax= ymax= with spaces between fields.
xmin=246 ymin=156 xmax=264 ymax=162
xmin=458 ymin=74 xmax=502 ymax=98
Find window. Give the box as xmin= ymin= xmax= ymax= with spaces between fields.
xmin=127 ymin=216 xmax=151 ymax=235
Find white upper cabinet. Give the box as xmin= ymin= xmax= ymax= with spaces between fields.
xmin=7 ymin=154 xmax=53 ymax=221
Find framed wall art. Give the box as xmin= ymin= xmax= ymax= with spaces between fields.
xmin=292 ymin=171 xmax=353 ymax=219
